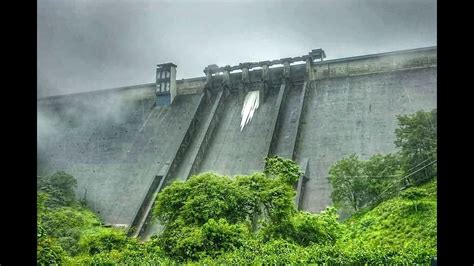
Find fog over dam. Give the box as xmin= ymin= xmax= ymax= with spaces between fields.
xmin=37 ymin=46 xmax=437 ymax=238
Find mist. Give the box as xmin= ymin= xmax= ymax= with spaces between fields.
xmin=37 ymin=0 xmax=436 ymax=98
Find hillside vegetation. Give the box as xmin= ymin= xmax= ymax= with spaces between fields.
xmin=37 ymin=109 xmax=437 ymax=264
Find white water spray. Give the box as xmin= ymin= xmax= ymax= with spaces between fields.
xmin=240 ymin=90 xmax=260 ymax=131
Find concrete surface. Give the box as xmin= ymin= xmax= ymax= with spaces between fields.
xmin=37 ymin=47 xmax=437 ymax=230
xmin=198 ymin=86 xmax=279 ymax=176
xmin=38 ymin=90 xmax=202 ymax=225
xmin=296 ymin=67 xmax=437 ymax=213
xmin=272 ymin=81 xmax=305 ymax=159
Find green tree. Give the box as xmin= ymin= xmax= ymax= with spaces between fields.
xmin=152 ymin=158 xmax=303 ymax=261
xmin=328 ymin=153 xmax=403 ymax=212
xmin=400 ymin=187 xmax=429 ymax=213
xmin=152 ymin=173 xmax=255 ymax=260
xmin=264 ymin=156 xmax=302 ymax=186
xmin=37 ymin=171 xmax=78 ymax=208
xmin=153 ymin=172 xmax=254 ymax=227
xmin=364 ymin=153 xmax=403 ymax=201
xmin=262 ymin=207 xmax=342 ymax=246
xmin=328 ymin=154 xmax=368 ymax=212
xmin=329 ymin=109 xmax=437 ymax=213
xmin=78 ymin=228 xmax=129 ymax=255
xmin=35 ymin=165 xmax=436 ymax=264
xmin=395 ymin=109 xmax=437 ymax=184
xmin=37 ymin=237 xmax=67 ymax=265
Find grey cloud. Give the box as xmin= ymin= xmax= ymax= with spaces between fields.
xmin=37 ymin=0 xmax=436 ymax=97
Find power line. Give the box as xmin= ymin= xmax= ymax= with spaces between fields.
xmin=378 ymin=159 xmax=436 ymax=198
xmin=403 ymin=157 xmax=432 ymax=174
xmin=398 ymin=159 xmax=436 ymax=183
xmin=324 ymin=156 xmax=434 ymax=180
xmin=362 ymin=159 xmax=437 ymax=209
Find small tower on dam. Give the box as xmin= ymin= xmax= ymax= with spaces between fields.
xmin=155 ymin=63 xmax=177 ymax=106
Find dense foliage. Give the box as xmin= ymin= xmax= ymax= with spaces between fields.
xmin=151 ymin=157 xmax=308 ymax=261
xmin=37 ymin=109 xmax=437 ymax=264
xmin=395 ymin=109 xmax=437 ymax=184
xmin=329 ymin=109 xmax=436 ymax=214
xmin=37 ymin=171 xmax=78 ymax=208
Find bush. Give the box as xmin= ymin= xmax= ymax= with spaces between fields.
xmin=401 ymin=187 xmax=430 ymax=213
xmin=78 ymin=228 xmax=129 ymax=255
xmin=261 ymin=207 xmax=342 ymax=246
xmin=264 ymin=156 xmax=302 ymax=185
xmin=395 ymin=109 xmax=437 ymax=184
xmin=37 ymin=237 xmax=67 ymax=265
xmin=37 ymin=171 xmax=78 ymax=208
xmin=37 ymin=155 xmax=436 ymax=264
xmin=153 ymin=173 xmax=254 ymax=226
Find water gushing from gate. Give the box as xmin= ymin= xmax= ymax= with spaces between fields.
xmin=240 ymin=90 xmax=260 ymax=131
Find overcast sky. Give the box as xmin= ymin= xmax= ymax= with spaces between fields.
xmin=37 ymin=0 xmax=436 ymax=97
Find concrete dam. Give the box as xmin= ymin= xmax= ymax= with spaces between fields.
xmin=37 ymin=46 xmax=437 ymax=239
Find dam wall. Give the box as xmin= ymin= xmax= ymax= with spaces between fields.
xmin=38 ymin=88 xmax=203 ymax=226
xmin=297 ymin=67 xmax=437 ymax=213
xmin=37 ymin=46 xmax=437 ymax=236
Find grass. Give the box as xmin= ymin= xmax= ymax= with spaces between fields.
xmin=341 ymin=179 xmax=437 ymax=250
